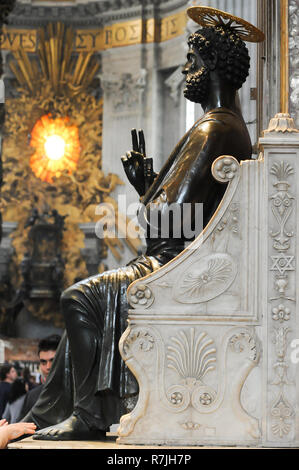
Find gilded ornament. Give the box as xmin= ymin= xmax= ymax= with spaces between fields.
xmin=187 ymin=6 xmax=265 ymax=43
xmin=1 ymin=22 xmax=141 ymax=324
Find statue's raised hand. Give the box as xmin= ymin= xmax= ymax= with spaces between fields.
xmin=121 ymin=129 xmax=147 ymax=197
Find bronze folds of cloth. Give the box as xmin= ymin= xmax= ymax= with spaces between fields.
xmin=27 ymin=7 xmax=265 ymax=441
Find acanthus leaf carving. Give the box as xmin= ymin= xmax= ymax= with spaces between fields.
xmin=166 ymin=328 xmax=217 ymax=411
xmin=167 ymin=329 xmax=217 ymax=383
xmin=269 ymin=162 xmax=295 ymax=251
xmin=268 ymin=158 xmax=296 ymax=439
xmin=229 ymin=331 xmax=259 ymax=363
xmin=271 ymin=393 xmax=294 ymax=438
xmin=122 ymin=328 xmax=155 ymax=357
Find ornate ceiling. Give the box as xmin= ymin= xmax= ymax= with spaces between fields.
xmin=8 ymin=0 xmax=188 ymax=27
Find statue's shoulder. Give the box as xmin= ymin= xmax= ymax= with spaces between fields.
xmin=195 ymin=107 xmax=242 ymax=126
xmin=193 ymin=107 xmax=246 ymax=138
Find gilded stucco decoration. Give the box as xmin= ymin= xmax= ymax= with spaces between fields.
xmin=0 ymin=22 xmax=139 ymax=324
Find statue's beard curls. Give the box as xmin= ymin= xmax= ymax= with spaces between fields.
xmin=183 ymin=66 xmax=210 ymax=104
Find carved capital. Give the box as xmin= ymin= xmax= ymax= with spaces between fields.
xmin=263 ymin=113 xmax=299 ymax=134
xmin=100 ymin=70 xmax=147 ymax=112
xmin=164 ymin=66 xmax=185 ymax=106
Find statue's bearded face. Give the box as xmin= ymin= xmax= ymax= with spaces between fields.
xmin=182 ymin=47 xmax=210 ymax=104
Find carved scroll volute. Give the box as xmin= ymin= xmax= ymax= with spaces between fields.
xmin=118 ymin=326 xmax=157 ymax=437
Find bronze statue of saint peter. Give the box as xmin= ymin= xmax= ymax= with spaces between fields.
xmin=23 ymin=7 xmax=265 ymax=440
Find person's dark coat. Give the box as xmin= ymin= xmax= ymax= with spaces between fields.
xmin=19 ymin=384 xmax=43 ymax=421
xmin=0 ymin=382 xmax=11 ymax=418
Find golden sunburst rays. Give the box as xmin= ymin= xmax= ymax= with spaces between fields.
xmin=9 ymin=22 xmax=100 ymax=96
xmin=29 ymin=114 xmax=81 ymax=184
xmin=4 ymin=21 xmax=142 ymax=276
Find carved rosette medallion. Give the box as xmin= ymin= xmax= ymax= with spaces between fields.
xmin=212 ymin=155 xmax=240 ymax=183
xmin=127 ymin=283 xmax=154 ymax=308
xmin=268 ymin=159 xmax=296 ymax=440
xmin=174 ymin=253 xmax=237 ymax=304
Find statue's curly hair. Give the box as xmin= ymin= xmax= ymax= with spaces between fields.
xmin=188 ymin=26 xmax=250 ymax=90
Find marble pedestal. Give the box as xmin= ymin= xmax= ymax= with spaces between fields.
xmin=117 ymin=114 xmax=299 ymax=448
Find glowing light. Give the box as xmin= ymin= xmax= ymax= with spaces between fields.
xmin=44 ymin=135 xmax=66 ymax=161
xmin=30 ymin=114 xmax=80 ymax=184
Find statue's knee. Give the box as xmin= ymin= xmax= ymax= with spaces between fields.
xmin=60 ymin=286 xmax=78 ymax=311
xmin=60 ymin=281 xmax=91 ymax=321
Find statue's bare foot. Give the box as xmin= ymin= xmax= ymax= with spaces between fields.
xmin=33 ymin=413 xmax=107 ymax=441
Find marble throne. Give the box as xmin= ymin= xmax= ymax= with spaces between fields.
xmin=118 ymin=114 xmax=299 ymax=448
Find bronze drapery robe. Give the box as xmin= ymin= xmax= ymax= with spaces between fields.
xmin=27 ymin=107 xmax=252 ymax=429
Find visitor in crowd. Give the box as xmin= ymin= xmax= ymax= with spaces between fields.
xmin=2 ymin=378 xmax=27 ymax=423
xmin=19 ymin=334 xmax=61 ymax=420
xmin=0 ymin=364 xmax=17 ymax=418
xmin=0 ymin=418 xmax=36 ymax=449
xmin=22 ymin=367 xmax=37 ymax=392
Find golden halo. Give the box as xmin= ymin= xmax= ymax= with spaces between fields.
xmin=187 ymin=6 xmax=265 ymax=43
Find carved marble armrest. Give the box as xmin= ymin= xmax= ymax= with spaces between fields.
xmin=127 ymin=155 xmax=241 ymax=312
